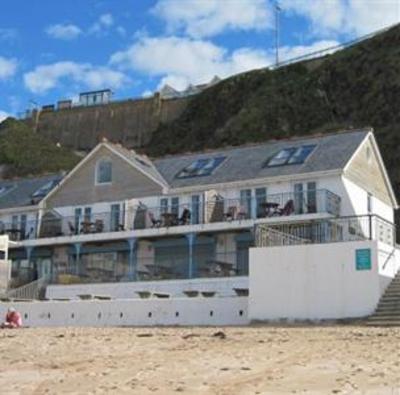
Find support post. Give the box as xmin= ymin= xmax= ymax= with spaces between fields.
xmin=186 ymin=233 xmax=196 ymax=279
xmin=74 ymin=243 xmax=81 ymax=276
xmin=127 ymin=238 xmax=137 ymax=281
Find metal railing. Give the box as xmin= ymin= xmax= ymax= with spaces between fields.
xmin=6 ymin=276 xmax=48 ymax=300
xmin=0 ymin=189 xmax=340 ymax=240
xmin=48 ymin=251 xmax=248 ymax=285
xmin=255 ymin=214 xmax=396 ymax=247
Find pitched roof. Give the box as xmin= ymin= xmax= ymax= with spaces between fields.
xmin=105 ymin=143 xmax=168 ymax=187
xmin=154 ymin=129 xmax=370 ymax=189
xmin=0 ymin=174 xmax=63 ymax=210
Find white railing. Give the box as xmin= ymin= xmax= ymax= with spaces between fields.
xmin=6 ymin=276 xmax=48 ymax=300
xmin=256 ymin=225 xmax=310 ymax=247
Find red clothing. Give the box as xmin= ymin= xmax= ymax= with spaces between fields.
xmin=5 ymin=311 xmax=22 ymax=328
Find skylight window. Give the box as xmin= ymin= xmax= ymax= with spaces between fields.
xmin=176 ymin=156 xmax=226 ymax=179
xmin=0 ymin=185 xmax=14 ymax=197
xmin=266 ymin=145 xmax=316 ymax=167
xmin=32 ymin=180 xmax=58 ymax=198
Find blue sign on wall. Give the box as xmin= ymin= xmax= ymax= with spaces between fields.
xmin=356 ymin=249 xmax=371 ymax=271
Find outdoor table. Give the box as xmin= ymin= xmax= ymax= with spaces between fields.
xmin=161 ymin=212 xmax=178 ymax=226
xmin=260 ymin=202 xmax=280 ymax=217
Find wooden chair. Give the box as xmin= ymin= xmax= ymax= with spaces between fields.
xmin=148 ymin=211 xmax=161 ymax=228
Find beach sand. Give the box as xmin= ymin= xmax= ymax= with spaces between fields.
xmin=0 ymin=325 xmax=399 ymax=394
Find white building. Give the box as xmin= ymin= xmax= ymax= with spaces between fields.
xmin=0 ymin=128 xmax=398 ymax=324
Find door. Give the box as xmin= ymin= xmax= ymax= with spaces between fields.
xmin=306 ymin=182 xmax=317 ymax=213
xmin=191 ymin=195 xmax=200 ymax=224
xmin=240 ymin=189 xmax=252 ymax=219
xmin=255 ymin=188 xmax=267 ymax=218
xmin=294 ymin=183 xmax=304 ymax=214
xmin=110 ymin=204 xmax=121 ymax=231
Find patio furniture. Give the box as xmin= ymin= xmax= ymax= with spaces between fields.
xmin=148 ymin=211 xmax=162 ymax=228
xmin=179 ymin=208 xmax=191 ymax=225
xmin=153 ymin=292 xmax=170 ymax=298
xmin=93 ymin=295 xmax=112 ymax=300
xmin=80 ymin=221 xmax=94 ymax=234
xmin=201 ymin=291 xmax=217 ymax=297
xmin=161 ymin=212 xmax=178 ymax=227
xmin=94 ymin=219 xmax=104 ymax=233
xmin=237 ymin=205 xmax=248 ymax=220
xmin=278 ymin=199 xmax=295 ymax=216
xmin=233 ymin=287 xmax=249 ymax=297
xmin=224 ymin=206 xmax=237 ymax=221
xmin=183 ymin=290 xmax=199 ymax=297
xmin=136 ymin=291 xmax=152 ymax=299
xmin=68 ymin=221 xmax=77 ymax=235
xmin=260 ymin=202 xmax=280 ymax=217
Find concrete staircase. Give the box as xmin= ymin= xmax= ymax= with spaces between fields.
xmin=367 ymin=272 xmax=400 ymax=326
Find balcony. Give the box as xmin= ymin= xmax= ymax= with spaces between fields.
xmin=2 ymin=189 xmax=340 ymax=241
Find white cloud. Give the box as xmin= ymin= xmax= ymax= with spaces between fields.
xmin=0 ymin=57 xmax=17 ymax=80
xmin=89 ymin=13 xmax=115 ymax=35
xmin=152 ymin=0 xmax=272 ymax=38
xmin=0 ymin=110 xmax=10 ymax=122
xmin=111 ymin=35 xmax=341 ymax=91
xmin=280 ymin=0 xmax=400 ymax=37
xmin=24 ymin=61 xmax=128 ymax=94
xmin=46 ymin=24 xmax=82 ymax=40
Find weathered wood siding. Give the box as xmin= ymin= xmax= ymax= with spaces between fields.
xmin=46 ymin=146 xmax=163 ymax=207
xmin=344 ymin=137 xmax=393 ymax=205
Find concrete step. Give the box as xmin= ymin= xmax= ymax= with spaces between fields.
xmin=368 ymin=315 xmax=400 ymax=321
xmin=366 ymin=321 xmax=400 ymax=327
xmin=372 ymin=310 xmax=400 ymax=316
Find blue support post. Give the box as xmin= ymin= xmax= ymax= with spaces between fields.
xmin=186 ymin=233 xmax=196 ymax=279
xmin=127 ymin=238 xmax=137 ymax=281
xmin=73 ymin=243 xmax=81 ymax=275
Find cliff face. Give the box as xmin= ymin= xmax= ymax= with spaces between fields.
xmin=147 ymin=24 xmax=400 ymax=200
xmin=27 ymin=94 xmax=191 ymax=151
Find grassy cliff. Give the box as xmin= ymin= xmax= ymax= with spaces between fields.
xmin=0 ymin=118 xmax=80 ymax=178
xmin=148 ymin=24 xmax=400 ymax=197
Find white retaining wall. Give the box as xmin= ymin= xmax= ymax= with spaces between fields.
xmin=248 ymin=240 xmax=397 ymax=321
xmin=46 ymin=276 xmax=248 ymax=300
xmin=0 ymin=297 xmax=248 ymax=327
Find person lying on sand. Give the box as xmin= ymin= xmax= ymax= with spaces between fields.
xmin=1 ymin=307 xmax=22 ymax=329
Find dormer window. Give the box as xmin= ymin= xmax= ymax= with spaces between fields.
xmin=96 ymin=159 xmax=112 ymax=184
xmin=266 ymin=145 xmax=316 ymax=167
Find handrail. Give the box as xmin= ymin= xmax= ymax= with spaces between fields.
xmin=7 ymin=275 xmax=49 ymax=300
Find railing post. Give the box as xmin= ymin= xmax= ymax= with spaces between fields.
xmin=74 ymin=243 xmax=82 ymax=275
xmin=127 ymin=238 xmax=137 ymax=281
xmin=368 ymin=214 xmax=373 ymax=240
xmin=186 ymin=233 xmax=196 ymax=279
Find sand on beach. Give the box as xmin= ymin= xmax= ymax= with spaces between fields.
xmin=0 ymin=325 xmax=399 ymax=395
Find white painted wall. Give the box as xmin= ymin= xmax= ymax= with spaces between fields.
xmin=248 ymin=240 xmax=383 ymax=321
xmin=0 ymin=296 xmax=248 ymax=327
xmin=377 ymin=242 xmax=400 ymax=292
xmin=46 ymin=276 xmax=248 ymax=300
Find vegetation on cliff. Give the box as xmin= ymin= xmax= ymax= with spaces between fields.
xmin=148 ymin=24 xmax=400 ymax=197
xmin=0 ymin=118 xmax=80 ymax=178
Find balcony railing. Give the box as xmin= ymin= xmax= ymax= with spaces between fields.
xmin=255 ymin=214 xmax=396 ymax=247
xmin=0 ymin=189 xmax=341 ymax=240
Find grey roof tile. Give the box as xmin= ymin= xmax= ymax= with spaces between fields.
xmin=0 ymin=174 xmax=63 ymax=210
xmin=154 ymin=130 xmax=369 ymax=189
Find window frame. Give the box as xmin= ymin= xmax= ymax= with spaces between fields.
xmin=95 ymin=158 xmax=113 ymax=185
xmin=266 ymin=145 xmax=316 ymax=167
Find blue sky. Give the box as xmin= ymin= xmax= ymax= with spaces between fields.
xmin=0 ymin=0 xmax=399 ymax=120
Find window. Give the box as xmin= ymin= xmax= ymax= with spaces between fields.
xmin=266 ymin=145 xmax=316 ymax=167
xmin=191 ymin=195 xmax=200 ymax=225
xmin=306 ymin=182 xmax=317 ymax=213
xmin=171 ymin=197 xmax=180 ymax=216
xmin=294 ymin=183 xmax=304 ymax=214
xmin=160 ymin=198 xmax=168 ymax=214
xmin=255 ymin=188 xmax=267 ymax=218
xmin=176 ymin=156 xmax=226 ymax=179
xmin=32 ymin=180 xmax=58 ymax=198
xmin=96 ymin=159 xmax=112 ymax=184
xmin=110 ymin=204 xmax=121 ymax=231
xmin=240 ymin=189 xmax=252 ymax=219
